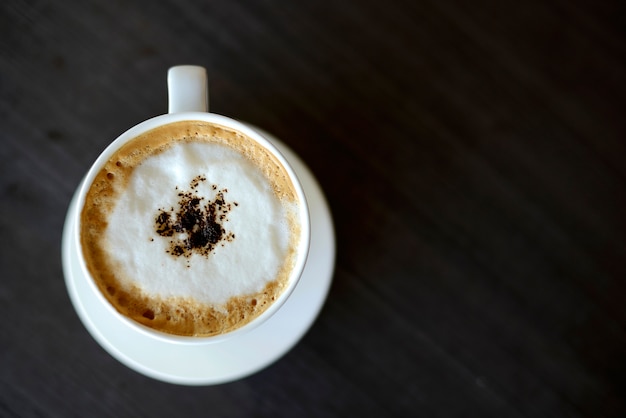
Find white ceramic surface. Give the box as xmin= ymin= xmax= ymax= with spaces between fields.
xmin=62 ymin=132 xmax=335 ymax=385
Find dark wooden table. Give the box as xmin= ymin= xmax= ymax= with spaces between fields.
xmin=1 ymin=0 xmax=624 ymax=416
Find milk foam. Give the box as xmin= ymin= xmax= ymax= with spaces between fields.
xmin=105 ymin=141 xmax=292 ymax=308
xmin=81 ymin=120 xmax=302 ymax=336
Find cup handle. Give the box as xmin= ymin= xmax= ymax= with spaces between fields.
xmin=167 ymin=65 xmax=208 ymax=113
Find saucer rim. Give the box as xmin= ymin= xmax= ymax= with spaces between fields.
xmin=62 ymin=132 xmax=335 ymax=385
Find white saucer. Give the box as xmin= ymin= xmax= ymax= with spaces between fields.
xmin=62 ymin=133 xmax=335 ymax=385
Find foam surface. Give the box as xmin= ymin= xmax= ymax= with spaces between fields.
xmin=80 ymin=121 xmax=301 ymax=336
xmin=106 ymin=141 xmax=289 ymax=305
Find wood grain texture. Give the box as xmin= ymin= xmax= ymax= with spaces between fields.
xmin=1 ymin=0 xmax=624 ymax=416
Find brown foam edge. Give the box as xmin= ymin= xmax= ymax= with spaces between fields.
xmin=80 ymin=120 xmax=301 ymax=337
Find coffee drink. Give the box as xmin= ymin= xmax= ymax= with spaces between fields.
xmin=80 ymin=120 xmax=303 ymax=337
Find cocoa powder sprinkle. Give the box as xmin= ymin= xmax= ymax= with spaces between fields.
xmin=154 ymin=175 xmax=236 ymax=258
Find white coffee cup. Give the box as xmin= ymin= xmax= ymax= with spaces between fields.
xmin=66 ymin=66 xmax=311 ymax=345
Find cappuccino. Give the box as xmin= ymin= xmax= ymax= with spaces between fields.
xmin=80 ymin=120 xmax=302 ymax=337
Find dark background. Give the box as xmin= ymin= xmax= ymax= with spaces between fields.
xmin=1 ymin=0 xmax=625 ymax=416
